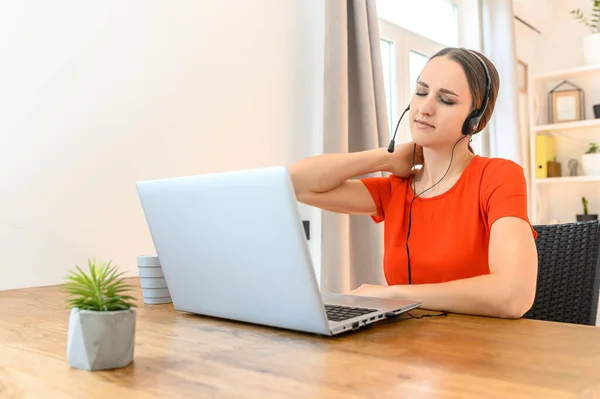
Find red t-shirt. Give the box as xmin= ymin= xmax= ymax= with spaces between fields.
xmin=360 ymin=155 xmax=537 ymax=285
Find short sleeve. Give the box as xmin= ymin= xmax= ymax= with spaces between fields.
xmin=481 ymin=159 xmax=538 ymax=239
xmin=359 ymin=176 xmax=392 ymax=223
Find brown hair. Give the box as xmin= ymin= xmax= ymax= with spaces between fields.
xmin=428 ymin=47 xmax=500 ymax=153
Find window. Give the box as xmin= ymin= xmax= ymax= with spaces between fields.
xmin=409 ymin=50 xmax=430 ymax=95
xmin=378 ymin=21 xmax=444 ymax=144
xmin=376 ymin=0 xmax=458 ymax=47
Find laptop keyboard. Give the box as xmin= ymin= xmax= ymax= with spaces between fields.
xmin=324 ymin=304 xmax=377 ymax=322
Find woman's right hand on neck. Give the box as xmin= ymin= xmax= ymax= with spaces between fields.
xmin=384 ymin=142 xmax=424 ymax=178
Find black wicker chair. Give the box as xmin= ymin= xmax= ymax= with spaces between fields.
xmin=523 ymin=220 xmax=600 ymax=325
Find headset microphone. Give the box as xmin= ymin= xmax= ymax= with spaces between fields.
xmin=387 ymin=105 xmax=410 ymax=153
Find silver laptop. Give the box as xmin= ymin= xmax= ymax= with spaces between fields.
xmin=135 ymin=166 xmax=421 ymax=336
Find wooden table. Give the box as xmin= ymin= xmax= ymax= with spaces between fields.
xmin=1 ymin=278 xmax=600 ymax=398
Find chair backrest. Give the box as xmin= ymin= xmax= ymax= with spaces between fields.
xmin=524 ymin=220 xmax=600 ymax=325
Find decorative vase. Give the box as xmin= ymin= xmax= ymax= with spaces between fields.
xmin=547 ymin=160 xmax=562 ymax=177
xmin=583 ymin=33 xmax=600 ymax=65
xmin=67 ymin=308 xmax=136 ymax=371
xmin=581 ymin=153 xmax=600 ymax=176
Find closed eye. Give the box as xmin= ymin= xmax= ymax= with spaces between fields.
xmin=440 ymin=96 xmax=454 ymax=105
xmin=415 ymin=90 xmax=455 ymax=105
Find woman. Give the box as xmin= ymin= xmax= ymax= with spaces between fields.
xmin=288 ymin=47 xmax=538 ymax=319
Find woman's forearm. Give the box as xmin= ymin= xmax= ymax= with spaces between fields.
xmin=287 ymin=148 xmax=391 ymax=194
xmin=391 ymin=274 xmax=532 ymax=319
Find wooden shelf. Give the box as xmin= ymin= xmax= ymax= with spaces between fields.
xmin=532 ymin=64 xmax=600 ymax=81
xmin=535 ymin=176 xmax=600 ymax=184
xmin=533 ymin=118 xmax=600 ymax=133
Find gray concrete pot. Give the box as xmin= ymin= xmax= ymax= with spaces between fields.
xmin=67 ymin=307 xmax=136 ymax=371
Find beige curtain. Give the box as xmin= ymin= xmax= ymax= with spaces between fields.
xmin=480 ymin=0 xmax=533 ymax=215
xmin=481 ymin=0 xmax=524 ymax=166
xmin=320 ymin=0 xmax=389 ymax=293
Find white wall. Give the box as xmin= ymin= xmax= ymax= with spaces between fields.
xmin=512 ymin=0 xmax=553 ymax=51
xmin=0 ymin=0 xmax=325 ymax=290
xmin=515 ymin=0 xmax=595 ymax=74
xmin=514 ymin=16 xmax=541 ymax=67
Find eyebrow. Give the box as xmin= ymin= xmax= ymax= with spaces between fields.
xmin=417 ymin=81 xmax=460 ymax=97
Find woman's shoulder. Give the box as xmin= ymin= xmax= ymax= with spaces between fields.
xmin=470 ymin=155 xmax=526 ymax=181
xmin=467 ymin=156 xmax=528 ymax=204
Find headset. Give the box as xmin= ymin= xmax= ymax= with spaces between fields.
xmin=387 ymin=49 xmax=492 ymax=285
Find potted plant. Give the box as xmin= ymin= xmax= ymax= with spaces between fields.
xmin=62 ymin=258 xmax=137 ymax=371
xmin=582 ymin=142 xmax=600 ymax=176
xmin=577 ymin=197 xmax=598 ymax=222
xmin=570 ymin=1 xmax=600 ymax=65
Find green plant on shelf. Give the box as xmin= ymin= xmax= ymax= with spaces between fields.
xmin=583 ymin=197 xmax=590 ymax=215
xmin=586 ymin=142 xmax=599 ymax=154
xmin=570 ymin=0 xmax=600 ymax=33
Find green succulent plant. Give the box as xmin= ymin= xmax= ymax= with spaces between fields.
xmin=570 ymin=1 xmax=600 ymax=34
xmin=586 ymin=142 xmax=599 ymax=154
xmin=62 ymin=258 xmax=136 ymax=311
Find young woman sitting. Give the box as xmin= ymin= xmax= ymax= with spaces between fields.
xmin=288 ymin=47 xmax=538 ymax=319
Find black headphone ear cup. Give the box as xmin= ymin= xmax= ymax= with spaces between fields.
xmin=462 ymin=111 xmax=481 ymax=135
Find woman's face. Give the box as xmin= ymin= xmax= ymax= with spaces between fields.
xmin=409 ymin=55 xmax=474 ymax=150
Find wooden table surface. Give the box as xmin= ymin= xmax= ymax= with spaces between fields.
xmin=1 ymin=278 xmax=600 ymax=398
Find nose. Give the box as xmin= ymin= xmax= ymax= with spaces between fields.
xmin=418 ymin=95 xmax=435 ymax=116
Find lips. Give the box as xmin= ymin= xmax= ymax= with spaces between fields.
xmin=415 ymin=119 xmax=435 ymax=128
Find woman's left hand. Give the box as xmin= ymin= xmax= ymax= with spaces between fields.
xmin=350 ymin=283 xmax=391 ymax=298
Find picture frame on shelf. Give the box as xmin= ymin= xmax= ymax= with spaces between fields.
xmin=548 ymin=80 xmax=585 ymax=124
xmin=552 ymin=90 xmax=581 ymax=122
